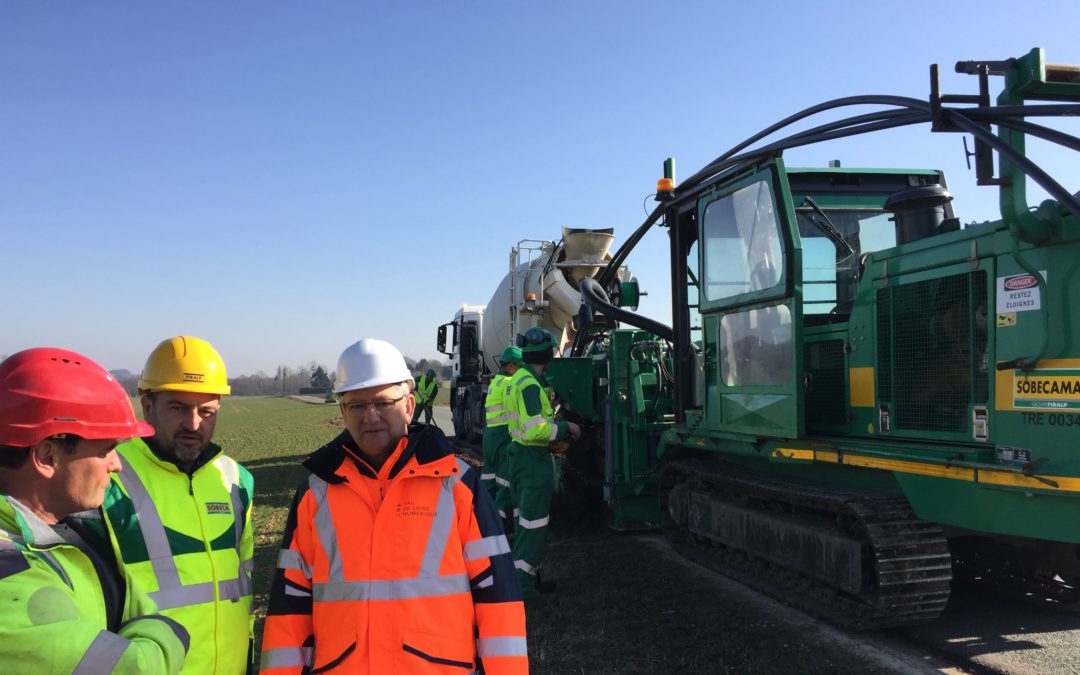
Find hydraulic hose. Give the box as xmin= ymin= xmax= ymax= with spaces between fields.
xmin=579 ymin=277 xmax=674 ymax=343
xmin=941 ymin=107 xmax=1080 ymax=223
xmin=584 ymin=88 xmax=1079 ymax=363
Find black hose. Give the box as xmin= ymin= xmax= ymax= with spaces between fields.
xmin=684 ymin=110 xmax=930 ymax=192
xmin=960 ymin=103 xmax=1080 ymax=119
xmin=686 ymin=111 xmax=930 ymax=191
xmin=580 ymin=277 xmax=675 ymax=343
xmin=587 ymin=91 xmax=1079 ymax=337
xmin=683 ymin=95 xmax=930 ymax=190
xmin=970 ymin=116 xmax=1080 ymax=153
xmin=596 ymin=207 xmax=664 ymax=289
xmin=706 ymin=95 xmax=928 ymax=167
xmin=942 ymin=108 xmax=1080 ymax=221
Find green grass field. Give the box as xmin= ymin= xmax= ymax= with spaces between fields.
xmin=212 ymin=396 xmax=342 ymax=637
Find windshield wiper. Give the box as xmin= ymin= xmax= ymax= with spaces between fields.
xmin=803 ymin=196 xmax=855 ymax=258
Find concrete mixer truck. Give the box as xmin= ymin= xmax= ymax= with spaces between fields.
xmin=436 ymin=227 xmax=633 ymax=441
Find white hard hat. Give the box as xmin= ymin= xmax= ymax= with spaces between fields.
xmin=334 ymin=338 xmax=414 ymax=395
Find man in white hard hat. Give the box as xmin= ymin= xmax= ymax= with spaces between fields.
xmin=262 ymin=338 xmax=528 ymax=675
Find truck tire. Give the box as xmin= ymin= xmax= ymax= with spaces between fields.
xmin=452 ymin=397 xmax=467 ymax=440
xmin=463 ymin=398 xmax=482 ymax=444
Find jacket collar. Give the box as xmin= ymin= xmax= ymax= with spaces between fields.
xmin=140 ymin=437 xmax=223 ymax=476
xmin=0 ymin=495 xmax=65 ymax=548
xmin=522 ymin=363 xmax=548 ymax=387
xmin=303 ymin=423 xmax=457 ymax=484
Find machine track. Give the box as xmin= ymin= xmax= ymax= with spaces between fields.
xmin=660 ymin=459 xmax=953 ymax=629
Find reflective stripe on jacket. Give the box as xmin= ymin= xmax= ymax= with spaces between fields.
xmin=0 ymin=496 xmax=190 ymax=673
xmin=506 ymin=366 xmax=566 ymax=448
xmin=261 ymin=425 xmax=528 ymax=675
xmin=415 ymin=375 xmax=438 ymax=405
xmin=102 ymin=439 xmax=254 ymax=675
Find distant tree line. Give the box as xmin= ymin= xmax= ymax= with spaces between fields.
xmin=108 ymin=357 xmax=452 ymax=398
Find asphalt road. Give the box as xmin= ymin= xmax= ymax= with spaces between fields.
xmin=889 ymin=581 xmax=1080 ymax=674
xmin=430 ymin=404 xmax=456 ymax=438
xmin=431 ymin=405 xmax=1080 ymax=673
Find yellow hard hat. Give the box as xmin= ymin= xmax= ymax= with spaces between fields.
xmin=138 ymin=336 xmax=231 ymax=395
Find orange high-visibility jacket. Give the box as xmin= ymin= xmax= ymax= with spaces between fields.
xmin=261 ymin=425 xmax=528 ymax=674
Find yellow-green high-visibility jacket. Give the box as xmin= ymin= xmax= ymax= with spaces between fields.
xmin=415 ymin=374 xmax=438 ymax=406
xmin=482 ymin=372 xmax=514 ymax=485
xmin=0 ymin=495 xmax=190 ymax=673
xmin=506 ymin=366 xmax=571 ymax=448
xmin=101 ymin=438 xmax=255 ymax=675
xmin=485 ymin=372 xmax=512 ymax=428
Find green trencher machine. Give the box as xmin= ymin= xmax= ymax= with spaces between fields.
xmin=545 ymin=49 xmax=1080 ymax=627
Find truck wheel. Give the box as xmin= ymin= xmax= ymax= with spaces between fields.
xmin=452 ymin=400 xmax=467 ymax=440
xmin=463 ymin=400 xmax=481 ymax=444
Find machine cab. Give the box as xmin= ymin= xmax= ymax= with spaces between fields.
xmin=672 ymin=158 xmax=955 ymax=440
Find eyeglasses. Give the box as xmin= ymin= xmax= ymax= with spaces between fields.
xmin=342 ymin=394 xmax=407 ymax=415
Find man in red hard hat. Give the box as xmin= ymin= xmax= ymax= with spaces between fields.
xmin=0 ymin=348 xmax=190 ymax=673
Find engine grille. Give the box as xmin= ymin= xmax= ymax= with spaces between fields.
xmin=876 ymin=271 xmax=988 ymax=433
xmin=806 ymin=340 xmax=847 ymax=428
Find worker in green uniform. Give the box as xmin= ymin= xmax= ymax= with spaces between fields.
xmin=0 ymin=348 xmax=190 ymax=673
xmin=506 ymin=327 xmax=580 ymax=598
xmin=412 ymin=368 xmax=439 ymax=425
xmin=481 ymin=346 xmax=522 ymax=523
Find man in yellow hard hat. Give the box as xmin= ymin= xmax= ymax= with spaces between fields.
xmin=97 ymin=336 xmax=254 ymax=674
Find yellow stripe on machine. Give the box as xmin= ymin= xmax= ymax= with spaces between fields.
xmin=769 ymin=448 xmax=1080 ymax=493
xmin=839 ymin=455 xmax=974 ymax=481
xmin=849 ymin=367 xmax=875 ymax=408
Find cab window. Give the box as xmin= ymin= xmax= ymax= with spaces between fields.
xmin=701 ymin=179 xmax=783 ymax=303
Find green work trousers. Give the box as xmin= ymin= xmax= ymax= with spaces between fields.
xmin=481 ymin=424 xmax=513 ymax=520
xmin=411 ymin=402 xmax=434 ymax=425
xmin=508 ymin=441 xmax=554 ymax=598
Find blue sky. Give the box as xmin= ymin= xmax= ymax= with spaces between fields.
xmin=2 ymin=2 xmax=1077 ymax=376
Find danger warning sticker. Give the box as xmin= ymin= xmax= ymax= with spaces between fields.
xmin=996 ymin=271 xmax=1045 ymax=313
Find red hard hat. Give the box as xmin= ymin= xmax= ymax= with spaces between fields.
xmin=0 ymin=348 xmax=154 ymax=448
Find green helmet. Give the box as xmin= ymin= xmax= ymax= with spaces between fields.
xmin=499 ymin=346 xmax=523 ymax=365
xmin=516 ymin=327 xmax=558 ymax=354
xmin=426 ymin=368 xmax=436 ymax=378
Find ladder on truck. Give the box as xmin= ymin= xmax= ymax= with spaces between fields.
xmin=508 ymin=239 xmax=557 ymax=345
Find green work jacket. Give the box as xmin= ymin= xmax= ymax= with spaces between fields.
xmin=506 ymin=365 xmax=570 ymax=448
xmin=101 ymin=438 xmax=255 ymax=675
xmin=415 ymin=375 xmax=439 ymax=406
xmin=0 ymin=495 xmax=189 ymax=673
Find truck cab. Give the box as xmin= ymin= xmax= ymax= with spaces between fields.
xmin=437 ymin=304 xmax=487 ymax=440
